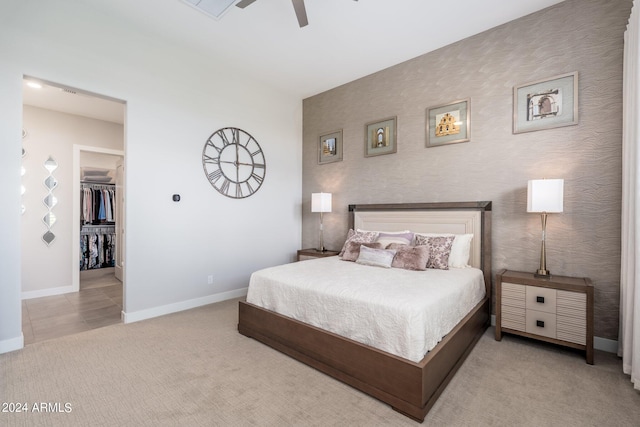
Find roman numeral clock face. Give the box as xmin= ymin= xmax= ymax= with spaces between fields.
xmin=202 ymin=127 xmax=266 ymax=199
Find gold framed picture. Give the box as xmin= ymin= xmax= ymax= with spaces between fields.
xmin=365 ymin=116 xmax=397 ymax=157
xmin=318 ymin=129 xmax=343 ymax=164
xmin=426 ymin=98 xmax=470 ymax=148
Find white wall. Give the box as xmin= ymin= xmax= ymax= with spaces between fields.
xmin=21 ymin=106 xmax=124 ymax=297
xmin=0 ymin=63 xmax=24 ymax=354
xmin=0 ymin=0 xmax=302 ymax=353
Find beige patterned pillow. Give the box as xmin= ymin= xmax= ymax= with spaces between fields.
xmin=338 ymin=229 xmax=379 ymax=257
xmin=414 ymin=233 xmax=473 ymax=268
xmin=414 ymin=235 xmax=455 ymax=270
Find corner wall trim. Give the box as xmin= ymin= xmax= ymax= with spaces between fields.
xmin=594 ymin=336 xmax=618 ymax=354
xmin=122 ymin=288 xmax=248 ymax=324
xmin=0 ymin=333 xmax=24 ymax=354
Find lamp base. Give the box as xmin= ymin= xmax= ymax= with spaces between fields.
xmin=534 ymin=269 xmax=551 ymax=279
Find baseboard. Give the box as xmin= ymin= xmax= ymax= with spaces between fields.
xmin=594 ymin=336 xmax=618 ymax=354
xmin=22 ymin=285 xmax=75 ymax=300
xmin=122 ymin=288 xmax=248 ymax=324
xmin=0 ymin=333 xmax=24 ymax=354
xmin=490 ymin=314 xmax=618 ymax=354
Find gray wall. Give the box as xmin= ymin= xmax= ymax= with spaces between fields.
xmin=301 ymin=0 xmax=631 ymax=340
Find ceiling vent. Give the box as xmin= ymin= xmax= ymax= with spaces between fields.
xmin=180 ymin=0 xmax=237 ymax=20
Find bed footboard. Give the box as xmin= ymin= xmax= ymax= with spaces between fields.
xmin=238 ymin=297 xmax=489 ymax=422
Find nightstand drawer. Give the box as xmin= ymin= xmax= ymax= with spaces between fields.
xmin=557 ymin=315 xmax=586 ymax=345
xmin=557 ymin=290 xmax=586 ymax=318
xmin=501 ymin=305 xmax=526 ymax=332
xmin=526 ymin=310 xmax=556 ymax=339
xmin=501 ymin=282 xmax=525 ymax=331
xmin=502 ymin=282 xmax=526 ymax=306
xmin=526 ymin=286 xmax=556 ymax=313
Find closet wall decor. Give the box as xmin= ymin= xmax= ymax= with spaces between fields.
xmin=42 ymin=156 xmax=58 ymax=246
xmin=21 ymin=128 xmax=26 ymax=215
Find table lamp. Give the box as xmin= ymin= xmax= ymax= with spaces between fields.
xmin=527 ymin=179 xmax=564 ymax=278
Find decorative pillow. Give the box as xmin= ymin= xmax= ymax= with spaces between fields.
xmin=414 ymin=233 xmax=473 ymax=268
xmin=388 ymin=244 xmax=429 ymax=271
xmin=339 ymin=229 xmax=379 ymax=256
xmin=376 ymin=231 xmax=414 ymax=248
xmin=414 ymin=235 xmax=455 ymax=270
xmin=355 ymin=245 xmax=397 ymax=268
xmin=341 ymin=242 xmax=383 ymax=262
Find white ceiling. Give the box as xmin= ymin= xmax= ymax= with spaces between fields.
xmin=21 ymin=0 xmax=566 ymax=124
xmin=23 ymin=79 xmax=126 ymax=125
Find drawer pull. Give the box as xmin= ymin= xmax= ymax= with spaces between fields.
xmin=536 ymin=320 xmax=545 ymax=328
xmin=536 ymin=296 xmax=545 ymax=304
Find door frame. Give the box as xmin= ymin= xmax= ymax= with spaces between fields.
xmin=72 ymin=145 xmax=124 ymax=293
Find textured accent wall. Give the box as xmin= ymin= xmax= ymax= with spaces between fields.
xmin=302 ymin=0 xmax=632 ymax=340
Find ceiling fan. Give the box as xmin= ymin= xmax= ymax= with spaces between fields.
xmin=236 ymin=0 xmax=357 ymax=28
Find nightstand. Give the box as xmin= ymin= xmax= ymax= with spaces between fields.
xmin=297 ymin=248 xmax=339 ymax=261
xmin=495 ymin=269 xmax=594 ymax=364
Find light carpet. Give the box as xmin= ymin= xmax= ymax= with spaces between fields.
xmin=1 ymin=298 xmax=639 ymax=426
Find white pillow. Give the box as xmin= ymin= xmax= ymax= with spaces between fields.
xmin=356 ymin=245 xmax=397 ymax=268
xmin=339 ymin=229 xmax=379 ymax=257
xmin=413 ymin=233 xmax=473 ymax=268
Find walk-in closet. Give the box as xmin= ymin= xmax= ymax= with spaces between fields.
xmin=79 ymin=160 xmax=122 ymax=290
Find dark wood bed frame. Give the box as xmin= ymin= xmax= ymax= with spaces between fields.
xmin=238 ymin=201 xmax=492 ymax=422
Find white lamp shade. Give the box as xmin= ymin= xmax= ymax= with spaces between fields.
xmin=311 ymin=193 xmax=332 ymax=213
xmin=527 ymin=179 xmax=564 ymax=213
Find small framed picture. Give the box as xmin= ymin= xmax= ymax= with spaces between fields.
xmin=513 ymin=71 xmax=578 ymax=134
xmin=318 ymin=130 xmax=343 ymax=164
xmin=365 ymin=116 xmax=397 ymax=157
xmin=426 ymin=98 xmax=470 ymax=148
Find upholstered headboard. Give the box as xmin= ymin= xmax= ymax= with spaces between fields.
xmin=348 ymin=201 xmax=492 ymax=292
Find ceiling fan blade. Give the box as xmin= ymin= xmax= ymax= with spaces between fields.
xmin=291 ymin=0 xmax=308 ymax=27
xmin=236 ymin=0 xmax=257 ymax=9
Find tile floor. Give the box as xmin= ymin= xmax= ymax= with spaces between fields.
xmin=22 ymin=269 xmax=123 ymax=345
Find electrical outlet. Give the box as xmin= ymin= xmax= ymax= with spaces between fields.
xmin=207 ymin=275 xmax=213 ymax=285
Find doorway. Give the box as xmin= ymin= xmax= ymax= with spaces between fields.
xmin=21 ymin=77 xmax=126 ymax=343
xmin=74 ymin=147 xmax=124 ymax=293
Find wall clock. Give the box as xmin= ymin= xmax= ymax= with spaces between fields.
xmin=202 ymin=127 xmax=266 ymax=199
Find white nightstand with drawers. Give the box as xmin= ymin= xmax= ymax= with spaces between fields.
xmin=495 ymin=269 xmax=594 ymax=364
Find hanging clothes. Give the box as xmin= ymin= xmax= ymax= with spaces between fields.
xmin=80 ymin=182 xmax=117 ymax=270
xmin=81 ymin=183 xmax=116 ymax=224
xmin=80 ymin=229 xmax=116 ymax=271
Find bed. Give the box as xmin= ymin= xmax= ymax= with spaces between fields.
xmin=238 ymin=201 xmax=492 ymax=422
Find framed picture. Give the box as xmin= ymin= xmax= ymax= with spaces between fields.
xmin=426 ymin=98 xmax=470 ymax=147
xmin=513 ymin=71 xmax=578 ymax=134
xmin=318 ymin=130 xmax=343 ymax=164
xmin=365 ymin=116 xmax=397 ymax=157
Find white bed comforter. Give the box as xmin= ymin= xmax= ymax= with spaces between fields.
xmin=246 ymin=256 xmax=486 ymax=363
